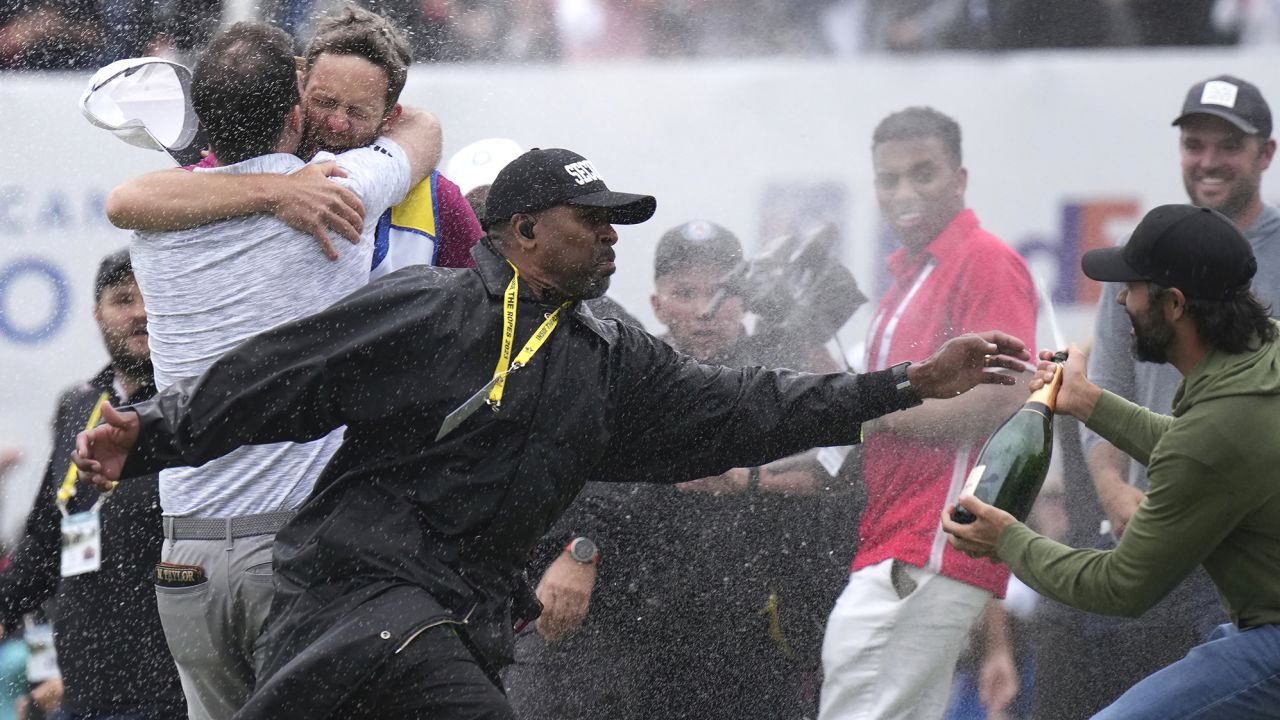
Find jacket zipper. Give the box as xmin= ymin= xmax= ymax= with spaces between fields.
xmin=394 ymin=603 xmax=476 ymax=655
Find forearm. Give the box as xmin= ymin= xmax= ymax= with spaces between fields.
xmin=1086 ymin=443 xmax=1135 ymax=503
xmin=605 ymin=328 xmax=923 ymax=484
xmin=107 ymin=170 xmax=285 ymax=230
xmin=711 ymin=367 xmax=918 ymax=468
xmin=978 ymin=598 xmax=1013 ymax=661
xmin=384 ymin=107 xmax=442 ymax=186
xmin=875 ymin=381 xmax=1025 ymax=444
xmin=123 ymin=276 xmax=436 ymax=477
xmin=759 ymin=451 xmax=825 ymax=496
xmin=0 ymin=549 xmax=57 ymax=629
xmin=123 ymin=359 xmax=340 ymax=477
xmin=996 ymin=523 xmax=1163 ymax=617
xmin=1084 ymin=391 xmax=1173 ymax=466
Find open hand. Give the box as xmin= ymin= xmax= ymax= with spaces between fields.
xmin=908 ymin=331 xmax=1031 ymax=399
xmin=271 ymin=161 xmax=366 ymax=259
xmin=72 ymin=402 xmax=140 ymax=492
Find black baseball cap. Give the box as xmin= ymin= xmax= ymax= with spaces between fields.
xmin=1081 ymin=204 xmax=1256 ymax=300
xmin=94 ymin=248 xmax=134 ymax=301
xmin=1173 ymin=75 xmax=1272 ymax=138
xmin=654 ymin=220 xmax=743 ymax=280
xmin=483 ymin=148 xmax=656 ymax=227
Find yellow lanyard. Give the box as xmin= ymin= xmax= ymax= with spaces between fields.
xmin=486 ymin=261 xmax=571 ymax=408
xmin=57 ymin=391 xmax=110 ymax=512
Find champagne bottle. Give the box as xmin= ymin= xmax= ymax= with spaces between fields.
xmin=950 ymin=352 xmax=1066 ymax=525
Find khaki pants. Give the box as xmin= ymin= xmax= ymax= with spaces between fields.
xmin=155 ymin=532 xmax=276 ymax=720
xmin=819 ymin=559 xmax=990 ymax=720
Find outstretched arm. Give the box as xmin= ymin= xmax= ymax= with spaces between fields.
xmin=76 ymin=271 xmax=437 ymax=485
xmin=865 ymin=379 xmax=1028 ymax=445
xmin=602 ymin=329 xmax=1030 ymax=484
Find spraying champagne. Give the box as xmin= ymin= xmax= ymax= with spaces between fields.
xmin=950 ymin=351 xmax=1067 ymax=525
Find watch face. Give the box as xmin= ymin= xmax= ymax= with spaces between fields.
xmin=570 ymin=538 xmax=597 ymax=563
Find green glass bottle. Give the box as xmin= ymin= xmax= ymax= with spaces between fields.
xmin=950 ymin=354 xmax=1065 ymax=524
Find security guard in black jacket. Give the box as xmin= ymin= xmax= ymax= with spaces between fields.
xmin=0 ymin=250 xmax=184 ymax=719
xmin=73 ymin=149 xmax=1030 ymax=720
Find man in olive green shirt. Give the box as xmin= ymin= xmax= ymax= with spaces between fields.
xmin=946 ymin=203 xmax=1280 ymax=719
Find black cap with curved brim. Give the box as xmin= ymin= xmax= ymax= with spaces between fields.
xmin=483 ymin=148 xmax=656 ymax=227
xmin=94 ymin=247 xmax=134 ymax=301
xmin=1081 ymin=204 xmax=1256 ymax=300
xmin=1172 ymin=75 xmax=1272 ymax=138
xmin=654 ymin=220 xmax=743 ymax=280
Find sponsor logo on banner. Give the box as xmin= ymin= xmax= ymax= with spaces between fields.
xmin=0 ymin=186 xmax=111 ymax=235
xmin=0 ymin=257 xmax=71 ymax=345
xmin=1019 ymin=199 xmax=1140 ymax=305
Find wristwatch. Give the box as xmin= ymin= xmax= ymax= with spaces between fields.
xmin=888 ymin=360 xmax=921 ymax=405
xmin=565 ymin=537 xmax=600 ymax=565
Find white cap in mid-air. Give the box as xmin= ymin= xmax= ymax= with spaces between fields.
xmin=80 ymin=57 xmax=207 ymax=166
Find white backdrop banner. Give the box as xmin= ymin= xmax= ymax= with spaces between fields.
xmin=1 ymin=49 xmax=1275 ymax=537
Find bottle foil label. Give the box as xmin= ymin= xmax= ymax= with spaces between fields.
xmin=960 ymin=464 xmax=986 ymax=499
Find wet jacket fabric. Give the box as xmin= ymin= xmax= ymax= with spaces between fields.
xmin=513 ymin=330 xmax=858 ymax=719
xmin=0 ymin=367 xmax=184 ymax=718
xmin=1000 ymin=327 xmax=1280 ymax=628
xmin=119 ymin=241 xmax=916 ymax=715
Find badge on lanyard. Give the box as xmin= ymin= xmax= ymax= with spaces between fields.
xmin=57 ymin=390 xmax=110 ymax=578
xmin=60 ymin=510 xmax=102 ymax=577
xmin=23 ymin=616 xmax=60 ymax=683
xmin=436 ymin=262 xmax=570 ymax=441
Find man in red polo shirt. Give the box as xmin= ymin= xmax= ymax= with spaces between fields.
xmin=819 ymin=107 xmax=1037 ymax=720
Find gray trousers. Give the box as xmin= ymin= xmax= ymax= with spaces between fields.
xmin=155 ymin=530 xmax=277 ymax=720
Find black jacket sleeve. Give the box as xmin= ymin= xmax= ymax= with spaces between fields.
xmin=122 ymin=271 xmax=440 ymax=478
xmin=0 ymin=396 xmax=72 ymax=629
xmin=528 ymin=480 xmax=637 ymax=572
xmin=600 ymin=325 xmax=916 ymax=484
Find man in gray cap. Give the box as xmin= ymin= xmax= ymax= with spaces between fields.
xmin=74 ymin=146 xmax=1029 ymax=719
xmin=1037 ymin=74 xmax=1280 ymax=718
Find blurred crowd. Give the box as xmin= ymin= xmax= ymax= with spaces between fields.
xmin=9 ymin=0 xmax=1280 ymax=70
